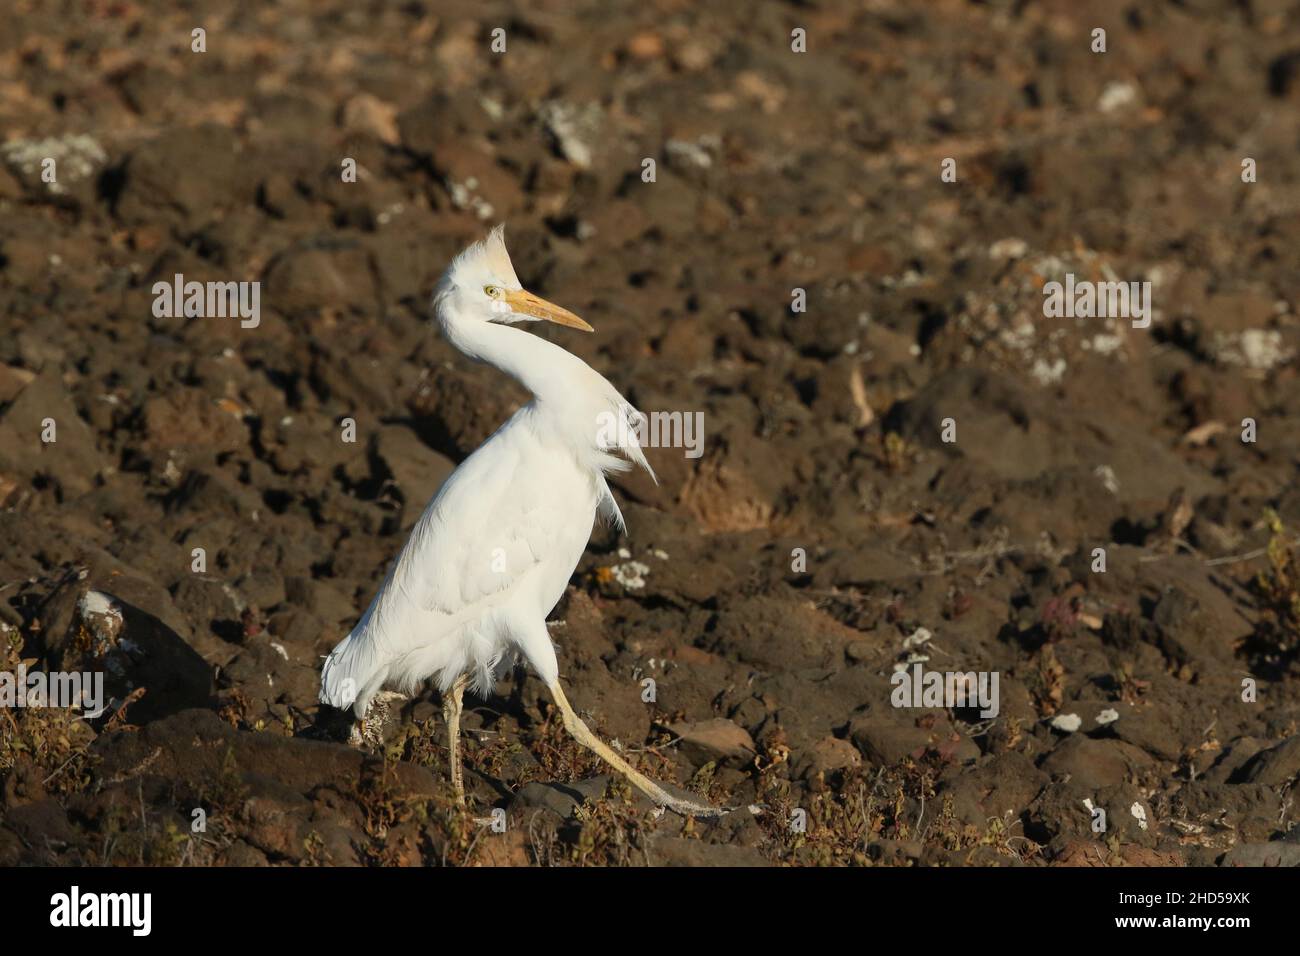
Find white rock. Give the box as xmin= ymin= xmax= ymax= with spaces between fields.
xmin=538 ymin=100 xmax=602 ymax=170
xmin=903 ymin=627 xmax=932 ymax=649
xmin=1130 ymin=802 xmax=1148 ymax=830
xmin=1051 ymin=713 xmax=1083 ymax=733
xmin=1098 ymin=82 xmax=1138 ymax=113
xmin=611 ymin=560 xmax=650 ymax=590
xmin=988 ymin=237 xmax=1028 ymax=259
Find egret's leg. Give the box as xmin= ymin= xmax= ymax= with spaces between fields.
xmin=547 ymin=681 xmax=725 ymax=819
xmin=443 ymin=673 xmax=470 ymax=806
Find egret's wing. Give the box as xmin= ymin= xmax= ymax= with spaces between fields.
xmin=401 ymin=430 xmax=556 ymax=615
xmin=323 ymin=405 xmax=600 ymax=713
xmin=320 ymin=434 xmax=549 ymax=706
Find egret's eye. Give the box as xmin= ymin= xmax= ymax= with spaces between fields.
xmin=484 ymin=285 xmax=502 ymax=298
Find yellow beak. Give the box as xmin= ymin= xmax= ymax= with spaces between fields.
xmin=503 ymin=289 xmax=593 ymax=332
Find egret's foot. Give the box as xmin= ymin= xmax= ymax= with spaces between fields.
xmin=349 ymin=691 xmax=407 ymax=751
xmin=658 ymin=793 xmax=730 ymax=819
xmin=547 ymin=680 xmax=726 ymax=820
xmin=442 ymin=673 xmax=470 ymax=807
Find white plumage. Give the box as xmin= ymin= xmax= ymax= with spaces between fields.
xmin=320 ymin=225 xmax=651 ymax=715
xmin=317 ymin=227 xmax=719 ymax=816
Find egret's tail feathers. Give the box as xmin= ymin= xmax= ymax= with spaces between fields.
xmin=319 ymin=630 xmax=386 ymax=718
xmin=404 ymin=628 xmax=504 ymax=701
xmin=617 ymin=404 xmax=657 ymax=484
xmin=596 ymin=475 xmax=627 ymax=532
xmin=595 ymin=398 xmax=657 ymax=484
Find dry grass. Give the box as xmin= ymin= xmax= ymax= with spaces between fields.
xmin=0 ymin=630 xmax=96 ymax=797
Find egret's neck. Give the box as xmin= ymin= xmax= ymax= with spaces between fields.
xmin=443 ymin=314 xmax=588 ymax=404
xmin=434 ymin=291 xmax=651 ymax=486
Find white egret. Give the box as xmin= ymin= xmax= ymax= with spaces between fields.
xmin=320 ymin=226 xmax=721 ymax=818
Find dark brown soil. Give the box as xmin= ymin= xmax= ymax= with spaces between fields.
xmin=2 ymin=0 xmax=1299 ymax=866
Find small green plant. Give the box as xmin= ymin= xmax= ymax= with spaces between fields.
xmin=1255 ymin=509 xmax=1300 ymax=653
xmin=567 ymin=777 xmax=650 ymax=866
xmin=882 ymin=431 xmax=911 ymax=473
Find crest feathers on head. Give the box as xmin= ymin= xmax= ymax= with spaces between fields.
xmin=450 ymin=223 xmax=518 ymax=287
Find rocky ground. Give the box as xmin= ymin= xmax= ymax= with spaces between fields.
xmin=2 ymin=0 xmax=1300 ymax=867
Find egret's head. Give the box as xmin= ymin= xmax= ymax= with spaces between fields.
xmin=436 ymin=224 xmax=592 ymax=331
